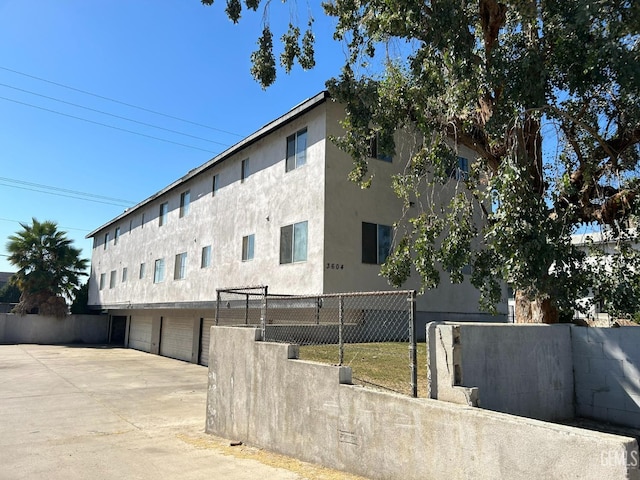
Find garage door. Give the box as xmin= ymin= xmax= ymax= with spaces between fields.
xmin=160 ymin=316 xmax=194 ymax=362
xmin=199 ymin=318 xmax=215 ymax=366
xmin=128 ymin=316 xmax=153 ymax=352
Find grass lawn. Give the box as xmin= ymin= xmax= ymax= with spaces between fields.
xmin=298 ymin=342 xmax=428 ymax=397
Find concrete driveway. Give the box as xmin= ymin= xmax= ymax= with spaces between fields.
xmin=0 ymin=344 xmax=337 ymax=480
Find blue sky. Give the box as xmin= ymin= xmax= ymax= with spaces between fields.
xmin=0 ymin=1 xmax=347 ymax=272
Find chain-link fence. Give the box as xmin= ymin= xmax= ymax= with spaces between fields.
xmin=215 ymin=287 xmax=420 ymax=397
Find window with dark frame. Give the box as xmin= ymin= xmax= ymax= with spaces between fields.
xmin=369 ymin=133 xmax=392 ymax=162
xmin=242 ymin=234 xmax=255 ymax=261
xmin=362 ymin=222 xmax=392 ymax=265
xmin=159 ymin=202 xmax=168 ymax=226
xmin=179 ymin=190 xmax=190 ymax=218
xmin=153 ymin=258 xmax=165 ymax=283
xmin=280 ymin=221 xmax=308 ymax=264
xmin=174 ymin=252 xmax=187 ymax=280
xmin=286 ymin=128 xmax=308 ymax=172
xmin=241 ymin=158 xmax=250 ymax=182
xmin=212 ymin=174 xmax=219 ymax=196
xmin=201 ymin=245 xmax=211 ymax=268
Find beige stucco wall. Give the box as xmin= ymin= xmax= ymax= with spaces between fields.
xmin=322 ymin=101 xmax=505 ymax=315
xmin=89 ymin=103 xmax=328 ymax=307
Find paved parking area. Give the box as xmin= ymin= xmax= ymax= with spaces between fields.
xmin=0 ymin=344 xmax=318 ymax=480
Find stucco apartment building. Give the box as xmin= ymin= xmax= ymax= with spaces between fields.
xmin=87 ymin=91 xmax=506 ymax=364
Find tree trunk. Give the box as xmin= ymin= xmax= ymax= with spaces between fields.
xmin=514 ymin=290 xmax=559 ymax=324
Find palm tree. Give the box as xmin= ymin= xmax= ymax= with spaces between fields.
xmin=6 ymin=218 xmax=88 ymax=317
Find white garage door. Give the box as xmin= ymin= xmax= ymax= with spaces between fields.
xmin=128 ymin=316 xmax=153 ymax=352
xmin=160 ymin=316 xmax=194 ymax=362
xmin=199 ymin=318 xmax=216 ymax=366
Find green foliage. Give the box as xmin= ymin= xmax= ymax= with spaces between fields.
xmin=203 ymin=0 xmax=640 ymax=321
xmin=0 ymin=281 xmax=20 ymax=304
xmin=250 ymin=26 xmax=277 ymax=88
xmin=70 ymin=281 xmax=91 ymax=314
xmin=6 ymin=218 xmax=88 ymax=317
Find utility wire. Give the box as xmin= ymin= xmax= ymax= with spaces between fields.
xmin=0 ymin=82 xmax=231 ymax=147
xmin=0 ymin=181 xmax=134 ymax=208
xmin=0 ymin=65 xmax=244 ymax=138
xmin=0 ymin=177 xmax=135 ymax=204
xmin=0 ymin=96 xmax=218 ymax=154
xmin=0 ymin=216 xmax=91 ymax=232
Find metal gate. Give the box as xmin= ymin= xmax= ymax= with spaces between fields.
xmin=199 ymin=318 xmax=215 ymax=366
xmin=160 ymin=316 xmax=194 ymax=362
xmin=128 ymin=316 xmax=153 ymax=352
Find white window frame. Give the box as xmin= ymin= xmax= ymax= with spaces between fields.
xmin=109 ymin=270 xmax=117 ymax=289
xmin=99 ymin=273 xmax=106 ymax=290
xmin=122 ymin=267 xmax=128 ymax=283
xmin=139 ymin=263 xmax=146 ymax=280
xmin=104 ymin=232 xmax=109 ymax=250
xmin=114 ymin=227 xmax=120 ymax=245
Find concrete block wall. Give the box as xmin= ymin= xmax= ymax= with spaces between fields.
xmin=0 ymin=313 xmax=109 ymax=344
xmin=206 ymin=326 xmax=640 ymax=480
xmin=427 ymin=323 xmax=575 ymax=421
xmin=572 ymin=326 xmax=640 ymax=428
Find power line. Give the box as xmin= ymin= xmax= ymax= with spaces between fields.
xmin=0 ymin=82 xmax=231 ymax=147
xmin=0 ymin=177 xmax=135 ymax=205
xmin=0 ymin=181 xmax=134 ymax=208
xmin=0 ymin=217 xmax=91 ymax=233
xmin=0 ymin=95 xmax=218 ymax=154
xmin=0 ymin=65 xmax=244 ymax=138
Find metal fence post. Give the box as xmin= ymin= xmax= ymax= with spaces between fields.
xmin=261 ymin=285 xmax=268 ymax=341
xmin=338 ymin=295 xmax=344 ymax=365
xmin=409 ymin=290 xmax=418 ymax=398
xmin=215 ymin=289 xmax=220 ymax=326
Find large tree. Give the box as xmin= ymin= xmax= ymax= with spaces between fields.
xmin=6 ymin=218 xmax=88 ymax=318
xmin=203 ymin=0 xmax=640 ymax=323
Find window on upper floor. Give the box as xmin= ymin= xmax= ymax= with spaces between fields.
xmin=362 ymin=222 xmax=392 ymax=265
xmin=109 ymin=270 xmax=117 ymax=289
xmin=122 ymin=267 xmax=128 ymax=283
xmin=129 ymin=219 xmax=133 ymax=233
xmin=369 ymin=132 xmax=392 ymax=162
xmin=179 ymin=190 xmax=190 ymax=218
xmin=159 ymin=202 xmax=168 ymax=226
xmin=447 ymin=156 xmax=469 ymax=181
xmin=174 ymin=252 xmax=187 ymax=280
xmin=139 ymin=263 xmax=146 ymax=280
xmin=280 ymin=221 xmax=308 ymax=264
xmin=104 ymin=232 xmax=110 ymax=250
xmin=212 ymin=174 xmax=219 ymax=196
xmin=286 ymin=128 xmax=308 ymax=172
xmin=114 ymin=227 xmax=121 ymax=245
xmin=201 ymin=245 xmax=212 ymax=268
xmin=242 ymin=234 xmax=255 ymax=261
xmin=141 ymin=212 xmax=146 ymax=228
xmin=241 ymin=158 xmax=250 ymax=183
xmin=153 ymin=258 xmax=165 ymax=283
xmin=99 ymin=273 xmax=106 ymax=290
